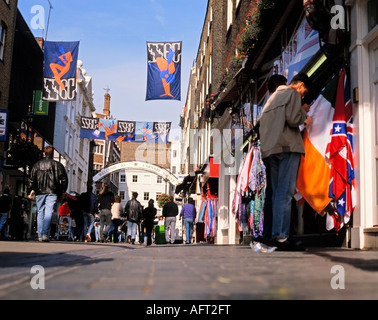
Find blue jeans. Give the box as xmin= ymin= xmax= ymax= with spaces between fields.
xmin=83 ymin=212 xmax=94 ymax=236
xmin=36 ymin=194 xmax=58 ymax=237
xmin=127 ymin=221 xmax=138 ymax=241
xmin=0 ymin=212 xmax=8 ymax=237
xmin=184 ymin=218 xmax=194 ymax=244
xmin=264 ymin=152 xmax=301 ymax=240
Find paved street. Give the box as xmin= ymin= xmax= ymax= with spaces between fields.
xmin=0 ymin=240 xmax=378 ymax=301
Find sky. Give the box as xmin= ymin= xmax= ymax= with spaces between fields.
xmin=17 ymin=0 xmax=208 ymax=140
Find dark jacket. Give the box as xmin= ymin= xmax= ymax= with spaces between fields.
xmin=28 ymin=157 xmax=68 ymax=196
xmin=125 ymin=198 xmax=142 ymax=222
xmin=97 ymin=191 xmax=115 ymax=210
xmin=142 ymin=206 xmax=157 ymax=224
xmin=162 ymin=201 xmax=178 ymax=218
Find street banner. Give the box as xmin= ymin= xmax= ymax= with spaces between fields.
xmin=43 ymin=41 xmax=80 ymax=101
xmin=146 ymin=41 xmax=182 ymax=101
xmin=0 ymin=110 xmax=8 ymax=142
xmin=33 ymin=90 xmax=49 ymax=115
xmin=80 ymin=117 xmax=171 ymax=143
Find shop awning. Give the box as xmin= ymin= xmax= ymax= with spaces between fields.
xmin=175 ymin=173 xmax=196 ymax=194
xmin=200 ymin=156 xmax=219 ymax=187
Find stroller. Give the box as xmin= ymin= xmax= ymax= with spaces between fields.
xmin=56 ymin=193 xmax=78 ymax=241
xmin=57 ymin=216 xmax=72 ymax=240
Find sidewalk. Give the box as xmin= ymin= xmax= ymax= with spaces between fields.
xmin=0 ymin=240 xmax=377 ymax=300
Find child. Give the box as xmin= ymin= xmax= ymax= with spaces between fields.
xmin=157 ymin=215 xmax=164 ymax=226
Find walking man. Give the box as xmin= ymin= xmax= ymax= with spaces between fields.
xmin=125 ymin=192 xmax=142 ymax=244
xmin=162 ymin=195 xmax=178 ymax=244
xmin=28 ymin=146 xmax=68 ymax=242
xmin=180 ymin=198 xmax=196 ymax=244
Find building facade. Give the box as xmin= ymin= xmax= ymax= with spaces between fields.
xmin=181 ymin=0 xmax=378 ymax=248
xmin=347 ymin=0 xmax=378 ymax=248
xmin=54 ymin=60 xmax=96 ymax=194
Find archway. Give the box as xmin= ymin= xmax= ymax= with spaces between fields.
xmin=92 ymin=161 xmax=179 ymax=186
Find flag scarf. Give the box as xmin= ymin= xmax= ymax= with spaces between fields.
xmin=80 ymin=117 xmax=171 ymax=143
xmin=296 ymin=74 xmax=338 ymax=213
xmin=296 ymin=68 xmax=355 ymax=231
xmin=325 ymin=68 xmax=355 ymax=231
xmin=43 ymin=41 xmax=80 ymax=101
xmin=146 ymin=41 xmax=182 ymax=101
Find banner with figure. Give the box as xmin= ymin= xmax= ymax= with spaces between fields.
xmin=80 ymin=117 xmax=171 ymax=143
xmin=43 ymin=41 xmax=80 ymax=101
xmin=146 ymin=41 xmax=182 ymax=101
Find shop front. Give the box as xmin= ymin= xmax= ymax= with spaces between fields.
xmin=212 ymin=1 xmax=362 ymax=247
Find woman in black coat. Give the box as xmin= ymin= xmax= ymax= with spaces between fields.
xmin=142 ymin=199 xmax=157 ymax=246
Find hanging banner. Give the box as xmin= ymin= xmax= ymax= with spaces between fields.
xmin=80 ymin=117 xmax=171 ymax=143
xmin=0 ymin=110 xmax=8 ymax=142
xmin=33 ymin=90 xmax=49 ymax=115
xmin=146 ymin=41 xmax=182 ymax=101
xmin=43 ymin=41 xmax=80 ymax=101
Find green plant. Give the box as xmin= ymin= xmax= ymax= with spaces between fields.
xmin=157 ymin=193 xmax=171 ymax=208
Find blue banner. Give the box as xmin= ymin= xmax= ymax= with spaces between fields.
xmin=80 ymin=117 xmax=171 ymax=143
xmin=146 ymin=41 xmax=182 ymax=101
xmin=43 ymin=41 xmax=80 ymax=101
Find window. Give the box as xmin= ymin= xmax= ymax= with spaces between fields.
xmin=144 ymin=192 xmax=149 ymax=201
xmin=132 ymin=175 xmax=138 ymax=183
xmin=157 ymin=176 xmax=162 ymax=183
xmin=172 ymin=166 xmax=176 ymax=174
xmin=120 ymin=191 xmax=125 ymax=200
xmin=156 ymin=192 xmax=162 ymax=201
xmin=368 ymin=0 xmax=378 ymax=32
xmin=0 ymin=23 xmax=6 ymax=61
xmin=227 ymin=0 xmax=233 ymax=30
xmin=173 ymin=150 xmax=177 ymax=158
xmin=120 ymin=174 xmax=126 ymax=183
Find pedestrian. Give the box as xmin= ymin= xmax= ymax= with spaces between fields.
xmin=157 ymin=215 xmax=164 ymax=226
xmin=259 ymin=73 xmax=313 ymax=251
xmin=97 ymin=183 xmax=115 ymax=243
xmin=262 ymin=75 xmax=288 ymax=242
xmin=94 ymin=215 xmax=101 ymax=242
xmin=124 ymin=192 xmax=142 ymax=244
xmin=162 ymin=195 xmax=178 ymax=244
xmin=28 ymin=145 xmax=68 ymax=242
xmin=0 ymin=188 xmax=12 ymax=241
xmin=78 ymin=184 xmax=98 ymax=243
xmin=142 ymin=199 xmax=157 ymax=246
xmin=58 ymin=198 xmax=71 ymax=216
xmin=111 ymin=195 xmax=123 ymax=243
xmin=180 ymin=198 xmax=197 ymax=244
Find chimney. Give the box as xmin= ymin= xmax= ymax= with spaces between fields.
xmin=35 ymin=37 xmax=44 ymax=49
xmin=103 ymin=93 xmax=111 ymax=117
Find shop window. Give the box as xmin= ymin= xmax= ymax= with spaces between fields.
xmin=368 ymin=0 xmax=378 ymax=32
xmin=0 ymin=23 xmax=6 ymax=61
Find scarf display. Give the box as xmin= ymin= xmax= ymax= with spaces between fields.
xmin=232 ymin=142 xmax=266 ymax=238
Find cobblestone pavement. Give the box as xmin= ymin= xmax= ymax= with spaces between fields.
xmin=0 ymin=240 xmax=377 ymax=300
